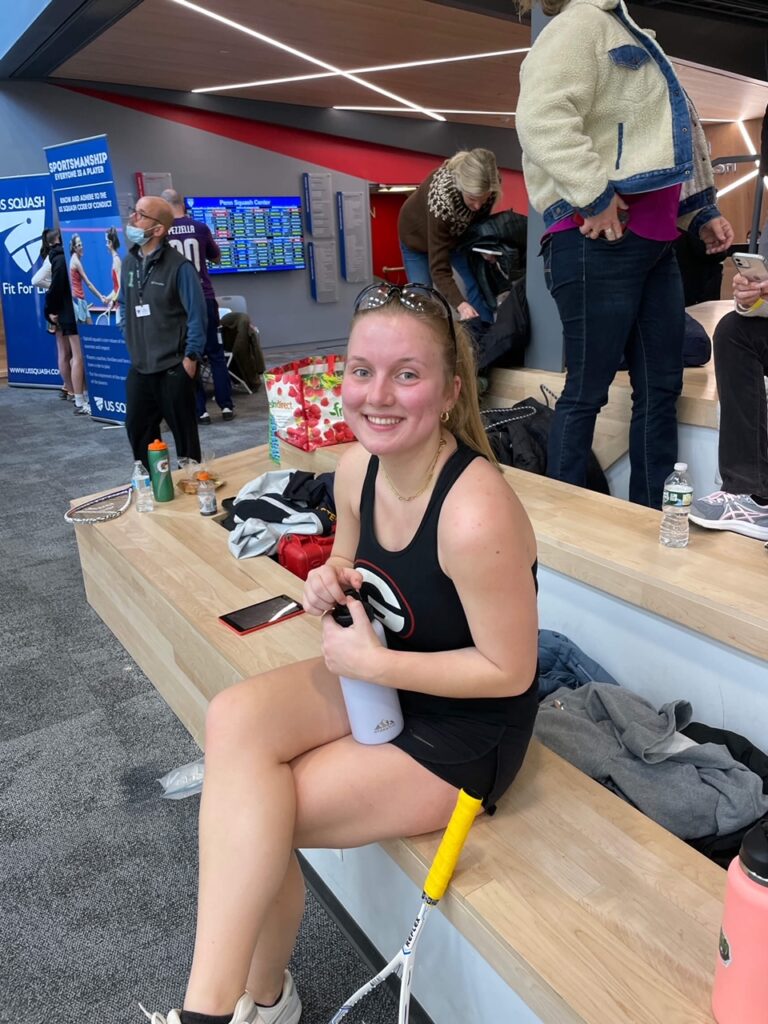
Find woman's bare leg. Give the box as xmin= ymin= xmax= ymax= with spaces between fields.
xmin=183 ymin=658 xmax=350 ymax=1015
xmin=67 ymin=333 xmax=85 ymax=396
xmin=244 ymin=734 xmax=459 ymax=1005
xmin=55 ymin=331 xmax=74 ymax=393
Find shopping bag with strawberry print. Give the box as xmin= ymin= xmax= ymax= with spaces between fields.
xmin=263 ymin=354 xmax=356 ymax=458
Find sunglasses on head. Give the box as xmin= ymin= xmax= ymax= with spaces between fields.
xmin=353 ymin=282 xmax=457 ymax=353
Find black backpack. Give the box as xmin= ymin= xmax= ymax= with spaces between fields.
xmin=483 ymin=386 xmax=610 ymax=494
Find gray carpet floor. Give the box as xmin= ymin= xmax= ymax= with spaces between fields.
xmin=0 ymin=375 xmax=401 ymax=1024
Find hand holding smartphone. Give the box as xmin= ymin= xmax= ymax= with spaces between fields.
xmin=732 ymin=252 xmax=768 ymax=282
xmin=219 ymin=595 xmax=304 ymax=636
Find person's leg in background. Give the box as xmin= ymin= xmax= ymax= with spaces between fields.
xmin=197 ymin=297 xmax=235 ymax=423
xmin=623 ymin=241 xmax=685 ymax=508
xmin=544 ymin=230 xmax=647 ymax=492
xmin=54 ymin=329 xmax=74 ymax=396
xmin=125 ymin=367 xmax=164 ymax=467
xmin=450 ymin=248 xmax=494 ymax=323
xmin=399 ymin=242 xmax=431 ymax=286
xmin=68 ymin=331 xmax=89 ymax=414
xmin=690 ymin=312 xmax=768 ymax=540
xmin=162 ymin=363 xmax=202 ymax=463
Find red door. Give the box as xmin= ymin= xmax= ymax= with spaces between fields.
xmin=370 ymin=191 xmax=413 ymax=285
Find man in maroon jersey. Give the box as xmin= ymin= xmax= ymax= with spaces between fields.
xmin=163 ymin=188 xmax=235 ymax=423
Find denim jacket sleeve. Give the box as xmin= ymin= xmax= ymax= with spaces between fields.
xmin=677 ymin=93 xmax=722 ymax=237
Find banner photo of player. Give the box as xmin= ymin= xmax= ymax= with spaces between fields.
xmin=44 ymin=134 xmax=129 ymax=423
xmin=0 ymin=172 xmax=57 ymax=388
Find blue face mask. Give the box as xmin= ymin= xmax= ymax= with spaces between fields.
xmin=126 ymin=224 xmax=149 ymax=246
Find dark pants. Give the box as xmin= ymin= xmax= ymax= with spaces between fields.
xmin=713 ymin=311 xmax=768 ymax=497
xmin=196 ymin=297 xmax=233 ymax=415
xmin=125 ymin=364 xmax=201 ymax=467
xmin=543 ymin=229 xmax=684 ymax=508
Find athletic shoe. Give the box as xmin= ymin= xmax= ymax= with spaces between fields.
xmin=222 ymin=407 xmax=235 ymax=421
xmin=689 ymin=490 xmax=768 ymax=541
xmin=257 ymin=971 xmax=301 ymax=1024
xmin=139 ymin=991 xmax=259 ymax=1024
xmin=198 ymin=412 xmax=212 ymax=425
xmin=59 ymin=388 xmax=72 ymax=401
xmin=73 ymin=403 xmax=91 ymax=416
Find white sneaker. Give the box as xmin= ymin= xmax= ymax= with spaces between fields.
xmin=139 ymin=991 xmax=259 ymax=1024
xmin=255 ymin=971 xmax=301 ymax=1024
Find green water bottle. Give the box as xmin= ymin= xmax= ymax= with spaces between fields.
xmin=147 ymin=438 xmax=175 ymax=502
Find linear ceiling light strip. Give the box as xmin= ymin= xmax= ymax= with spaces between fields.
xmin=171 ymin=0 xmax=444 ymax=120
xmin=334 ymin=107 xmax=516 ymax=115
xmin=716 ymin=167 xmax=760 ymax=198
xmin=736 ymin=120 xmax=759 ymax=166
xmin=193 ymin=48 xmax=530 ymax=94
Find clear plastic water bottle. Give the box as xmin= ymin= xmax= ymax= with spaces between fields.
xmin=197 ymin=472 xmax=218 ymax=517
xmin=131 ymin=460 xmax=154 ymax=513
xmin=659 ymin=462 xmax=693 ymax=547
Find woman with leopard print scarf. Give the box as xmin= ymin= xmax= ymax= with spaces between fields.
xmin=398 ymin=149 xmax=501 ymax=323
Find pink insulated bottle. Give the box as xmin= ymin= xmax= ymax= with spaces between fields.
xmin=712 ymin=821 xmax=768 ymax=1024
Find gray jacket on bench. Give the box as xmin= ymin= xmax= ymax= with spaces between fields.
xmin=535 ymin=682 xmax=768 ymax=839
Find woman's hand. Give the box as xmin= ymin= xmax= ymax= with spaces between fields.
xmin=457 ymin=300 xmax=479 ymax=321
xmin=579 ymin=194 xmax=629 ymax=241
xmin=699 ymin=216 xmax=734 ymax=255
xmin=733 ymin=272 xmax=768 ymax=308
xmin=321 ymin=595 xmax=385 ymax=681
xmin=302 ymin=562 xmax=363 ymax=617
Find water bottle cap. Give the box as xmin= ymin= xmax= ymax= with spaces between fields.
xmin=740 ymin=820 xmax=768 ymax=881
xmin=197 ymin=472 xmax=211 ymax=480
xmin=148 ymin=439 xmax=168 ymax=451
xmin=674 ymin=462 xmax=687 ymax=472
xmin=331 ymin=589 xmax=375 ymax=627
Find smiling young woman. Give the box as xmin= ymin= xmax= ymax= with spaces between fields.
xmin=141 ymin=285 xmax=539 ymax=1024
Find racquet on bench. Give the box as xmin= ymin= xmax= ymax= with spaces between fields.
xmin=64 ymin=485 xmax=133 ymax=524
xmin=330 ymin=788 xmax=483 ymax=1024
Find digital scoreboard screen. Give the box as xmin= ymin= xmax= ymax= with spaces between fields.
xmin=185 ymin=195 xmax=306 ymax=274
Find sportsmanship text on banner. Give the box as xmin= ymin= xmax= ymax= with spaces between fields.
xmin=44 ymin=134 xmax=128 ymax=424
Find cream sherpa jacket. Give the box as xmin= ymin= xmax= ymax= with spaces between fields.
xmin=517 ymin=0 xmax=720 ymax=234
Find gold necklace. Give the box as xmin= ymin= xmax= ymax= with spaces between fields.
xmin=381 ymin=437 xmax=447 ymax=502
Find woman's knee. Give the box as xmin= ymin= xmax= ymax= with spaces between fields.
xmin=205 ymin=680 xmax=267 ymax=751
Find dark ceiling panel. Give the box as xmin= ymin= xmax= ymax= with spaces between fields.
xmin=0 ymin=0 xmax=143 ymax=80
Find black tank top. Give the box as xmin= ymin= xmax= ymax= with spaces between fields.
xmin=355 ymin=441 xmax=538 ymax=724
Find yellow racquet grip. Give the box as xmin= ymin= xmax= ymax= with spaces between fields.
xmin=423 ymin=789 xmax=483 ymax=903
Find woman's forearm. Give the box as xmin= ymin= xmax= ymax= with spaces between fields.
xmin=370 ymin=644 xmax=534 ymax=700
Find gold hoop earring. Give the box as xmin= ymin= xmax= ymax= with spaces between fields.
xmin=440 ymin=410 xmax=450 ymax=423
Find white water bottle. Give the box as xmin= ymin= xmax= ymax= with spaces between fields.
xmin=332 ymin=595 xmax=403 ymax=745
xmin=131 ymin=460 xmax=154 ymax=513
xmin=659 ymin=462 xmax=693 ymax=548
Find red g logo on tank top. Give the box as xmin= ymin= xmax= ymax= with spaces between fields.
xmin=356 ymin=560 xmax=415 ymax=639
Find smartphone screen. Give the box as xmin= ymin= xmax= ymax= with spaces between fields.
xmin=219 ymin=595 xmax=304 ymax=635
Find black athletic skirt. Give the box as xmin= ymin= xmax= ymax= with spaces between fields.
xmin=390 ymin=679 xmax=538 ymax=813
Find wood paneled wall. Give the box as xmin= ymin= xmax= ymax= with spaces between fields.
xmin=706 ymin=118 xmax=765 ymax=242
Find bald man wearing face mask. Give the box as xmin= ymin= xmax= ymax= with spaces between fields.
xmin=120 ymin=195 xmax=206 ymax=467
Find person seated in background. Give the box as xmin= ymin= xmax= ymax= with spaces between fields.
xmin=690 ymin=264 xmax=768 ymax=542
xmin=398 ymin=148 xmax=501 ymax=324
xmin=141 ymin=283 xmax=539 ymax=1024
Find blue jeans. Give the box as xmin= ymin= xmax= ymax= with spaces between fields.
xmin=196 ymin=296 xmax=233 ymax=415
xmin=543 ymin=229 xmax=684 ymax=508
xmin=399 ymin=242 xmax=494 ymax=323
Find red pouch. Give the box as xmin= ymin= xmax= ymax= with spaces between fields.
xmin=277 ymin=533 xmax=335 ymax=581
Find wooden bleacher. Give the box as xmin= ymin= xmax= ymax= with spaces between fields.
xmin=70 ymin=442 xmax=768 ymax=1024
xmin=486 ymin=299 xmax=732 ymax=468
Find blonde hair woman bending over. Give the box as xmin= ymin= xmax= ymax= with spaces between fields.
xmin=142 ymin=282 xmax=539 ymax=1024
xmin=398 ymin=149 xmax=502 ymax=323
